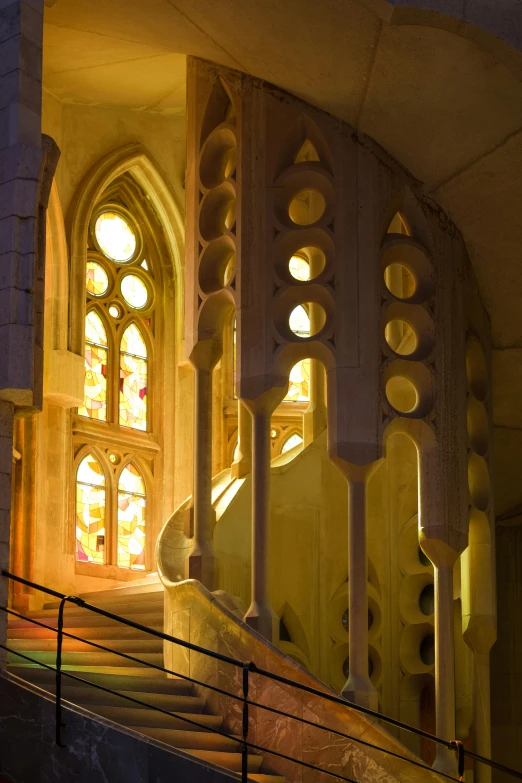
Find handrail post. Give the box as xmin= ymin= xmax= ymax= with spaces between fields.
xmin=242 ymin=663 xmax=252 ymax=783
xmin=55 ymin=597 xmax=68 ymax=747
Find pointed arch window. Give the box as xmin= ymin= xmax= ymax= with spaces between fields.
xmin=79 ymin=311 xmax=108 ymax=421
xmin=76 ymin=454 xmax=106 ymax=565
xmin=117 ymin=463 xmax=147 ymax=570
xmin=120 ymin=323 xmax=148 ymax=430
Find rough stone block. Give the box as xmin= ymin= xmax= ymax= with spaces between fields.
xmin=0 ymin=68 xmax=40 ymax=113
xmin=0 ymin=32 xmax=41 ymax=81
xmin=0 ymin=177 xmax=38 ymax=219
xmin=0 ymin=102 xmax=40 ymax=149
xmin=0 ymin=472 xmax=10 ymax=511
xmin=0 ymin=2 xmax=42 ymax=47
xmin=0 ymin=143 xmax=41 ymax=183
xmin=0 ymin=215 xmax=36 ymax=255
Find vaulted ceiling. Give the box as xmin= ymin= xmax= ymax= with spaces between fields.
xmin=43 ymin=0 xmax=522 ymax=517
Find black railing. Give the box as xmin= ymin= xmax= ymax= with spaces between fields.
xmin=0 ymin=570 xmax=520 ymax=783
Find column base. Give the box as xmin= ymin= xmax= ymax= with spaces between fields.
xmin=244 ymin=601 xmax=279 ymax=644
xmin=341 ymin=674 xmax=379 ymax=711
xmin=185 ymin=543 xmax=215 ymax=591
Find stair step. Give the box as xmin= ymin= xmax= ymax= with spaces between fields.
xmin=7 ymin=666 xmax=194 ymax=695
xmin=90 ymin=705 xmax=220 ymax=729
xmin=134 ymin=727 xmax=240 ymax=752
xmin=6 ymin=638 xmax=163 ymax=654
xmin=7 ymin=612 xmax=164 ymax=629
xmin=187 ymin=751 xmax=263 ymax=773
xmin=8 ymin=664 xmax=167 ymax=678
xmin=28 ymin=600 xmax=164 ymax=620
xmin=43 ymin=581 xmax=163 ymax=608
xmin=7 ymin=625 xmax=162 ymax=641
xmin=7 ymin=650 xmax=163 ymax=668
xmin=248 ymin=776 xmax=285 ymax=783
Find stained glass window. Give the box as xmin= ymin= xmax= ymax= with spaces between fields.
xmin=121 ymin=274 xmax=149 ymax=309
xmin=289 ymin=304 xmax=310 ymax=338
xmin=117 ymin=463 xmax=146 ymax=570
xmin=79 ymin=310 xmax=108 ymax=420
xmin=95 ymin=211 xmax=136 ymax=262
xmin=86 ymin=260 xmax=109 ymax=296
xmin=76 ymin=454 xmax=106 ymax=564
xmin=120 ymin=323 xmax=148 ymax=431
xmin=281 ymin=433 xmax=304 ymax=454
xmin=289 ymin=255 xmax=310 ymax=281
xmin=232 ymin=316 xmax=237 ymax=397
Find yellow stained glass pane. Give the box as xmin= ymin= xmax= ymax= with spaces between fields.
xmin=289 ymin=255 xmax=310 ymax=281
xmin=281 ymin=433 xmax=303 ymax=454
xmin=121 ymin=275 xmax=148 ymax=309
xmin=285 ymin=359 xmax=310 ymax=402
xmin=117 ymin=463 xmax=146 ymax=570
xmin=289 ymin=305 xmax=310 ymax=338
xmin=95 ymin=211 xmax=136 ymax=262
xmin=86 ymin=260 xmax=109 ymax=296
xmin=120 ymin=324 xmax=147 ymax=431
xmin=76 ymin=454 xmax=106 ymax=565
xmin=79 ymin=311 xmax=108 ymax=421
xmin=232 ymin=317 xmax=237 ymax=397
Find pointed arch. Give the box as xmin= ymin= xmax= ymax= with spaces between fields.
xmin=67 ymin=144 xmax=184 ymax=357
xmin=275 ymin=113 xmax=334 ymax=176
xmin=79 ymin=308 xmax=109 ymax=421
xmin=117 ymin=461 xmax=147 ymax=570
xmin=75 ymin=452 xmax=107 ymax=566
xmin=119 ymin=322 xmax=148 ymax=431
xmin=200 ymin=76 xmax=236 ymax=147
xmin=382 ymin=186 xmax=434 ymax=252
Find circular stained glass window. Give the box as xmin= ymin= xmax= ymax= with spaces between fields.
xmin=95 ymin=211 xmax=136 ymax=262
xmin=121 ymin=275 xmax=148 ymax=309
xmin=289 ymin=255 xmax=310 ymax=281
xmin=86 ymin=260 xmax=109 ymax=297
xmin=109 ymin=304 xmax=122 ymax=319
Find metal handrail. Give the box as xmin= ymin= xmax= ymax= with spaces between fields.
xmin=2 ymin=569 xmax=521 ymax=782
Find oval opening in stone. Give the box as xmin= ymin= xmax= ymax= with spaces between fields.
xmin=109 ymin=303 xmax=122 ymax=319
xmin=121 ymin=275 xmax=149 ymax=309
xmin=384 ymin=263 xmax=416 ymax=299
xmin=86 ymin=260 xmax=109 ymax=297
xmin=385 ymin=375 xmax=417 ymax=413
xmin=419 ymin=584 xmax=434 ymax=616
xmin=289 ymin=246 xmax=326 ymax=282
xmin=420 ymin=633 xmax=435 ymax=666
xmin=289 ymin=303 xmax=326 ymax=338
xmin=385 ymin=319 xmax=417 ymax=356
xmin=95 ymin=211 xmax=136 ymax=262
xmin=466 ymin=339 xmax=488 ymax=401
xmin=288 ymin=189 xmax=326 ymax=226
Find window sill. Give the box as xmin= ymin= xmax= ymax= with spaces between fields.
xmin=75 ymin=561 xmax=151 ymax=581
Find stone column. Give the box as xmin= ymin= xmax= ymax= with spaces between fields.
xmin=185 ymin=343 xmax=221 ymax=590
xmin=243 ymin=390 xmax=284 ymax=642
xmin=303 ymin=253 xmax=327 ymax=446
xmin=231 ymin=400 xmax=251 ymax=478
xmin=421 ymin=538 xmax=458 ymax=774
xmin=337 ymin=463 xmax=378 ymax=710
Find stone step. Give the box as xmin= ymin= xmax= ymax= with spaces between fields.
xmin=8 ymin=664 xmax=167 ymax=678
xmin=7 ymin=637 xmax=163 ymax=654
xmin=62 ymin=687 xmax=204 ymax=714
xmin=90 ymin=705 xmax=220 ymax=729
xmin=7 ymin=666 xmax=194 ymax=695
xmin=43 ymin=581 xmax=163 ymax=608
xmin=187 ymin=750 xmax=263 ymax=773
xmin=7 ymin=650 xmax=163 ymax=668
xmin=248 ymin=776 xmax=285 ymax=783
xmin=7 ymin=612 xmax=164 ymax=629
xmin=28 ymin=600 xmax=165 ymax=620
xmin=7 ymin=625 xmax=162 ymax=641
xmin=134 ymin=727 xmax=240 ymax=752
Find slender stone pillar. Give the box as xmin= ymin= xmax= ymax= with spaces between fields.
xmin=337 ymin=464 xmax=378 ymax=710
xmin=473 ymin=652 xmax=491 ymax=783
xmin=243 ymin=390 xmax=284 ymax=642
xmin=185 ymin=344 xmax=221 ymax=590
xmin=303 ymin=285 xmax=327 ymax=446
xmin=421 ymin=539 xmax=458 ymax=774
xmin=231 ymin=400 xmax=251 ymax=478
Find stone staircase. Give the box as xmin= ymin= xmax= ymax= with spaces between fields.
xmin=6 ymin=581 xmax=282 ymax=783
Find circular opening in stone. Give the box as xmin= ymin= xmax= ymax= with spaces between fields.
xmin=467 ymin=397 xmax=489 ymax=456
xmin=289 ymin=303 xmax=325 ymax=338
xmin=95 ymin=211 xmax=136 ymax=262
xmin=109 ymin=303 xmax=122 ymax=319
xmin=199 ymin=185 xmax=237 ymax=242
xmin=200 ymin=128 xmax=237 ymax=189
xmin=384 ymin=263 xmax=416 ymax=300
xmin=468 ymin=453 xmax=491 ymax=511
xmin=86 ymin=260 xmax=109 ymax=297
xmin=385 ymin=376 xmax=417 ymax=413
xmin=223 ymin=253 xmax=236 ymax=286
xmin=419 ymin=584 xmax=434 ymax=616
xmin=288 ymin=190 xmax=326 ymax=226
xmin=466 ymin=339 xmax=488 ymax=401
xmin=420 ymin=633 xmax=435 ymax=666
xmin=121 ymin=274 xmax=149 ymax=310
xmin=418 ymin=546 xmax=431 ymax=568
xmin=385 ymin=319 xmax=417 ymax=356
xmin=289 ymin=246 xmax=326 ymax=281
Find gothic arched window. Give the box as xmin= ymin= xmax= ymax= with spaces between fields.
xmin=75 ymin=195 xmax=158 ymax=573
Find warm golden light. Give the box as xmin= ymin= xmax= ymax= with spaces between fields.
xmin=95 ymin=211 xmax=136 ymax=262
